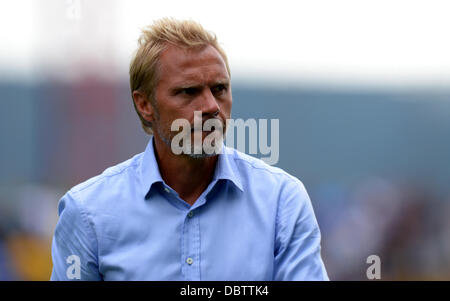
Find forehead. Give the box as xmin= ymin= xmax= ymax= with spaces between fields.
xmin=157 ymin=44 xmax=229 ymax=86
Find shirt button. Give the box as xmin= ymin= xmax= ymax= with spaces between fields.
xmin=188 ymin=211 xmax=194 ymax=218
xmin=164 ymin=187 xmax=170 ymax=193
xmin=186 ymin=257 xmax=194 ymax=265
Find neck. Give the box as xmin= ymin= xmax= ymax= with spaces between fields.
xmin=153 ymin=137 xmax=218 ymax=206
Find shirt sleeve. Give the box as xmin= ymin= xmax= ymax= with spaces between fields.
xmin=273 ymin=178 xmax=329 ymax=281
xmin=50 ymin=191 xmax=102 ymax=281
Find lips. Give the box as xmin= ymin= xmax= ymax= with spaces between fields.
xmin=190 ymin=120 xmax=224 ymax=132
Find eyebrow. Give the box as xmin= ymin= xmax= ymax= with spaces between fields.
xmin=171 ymin=79 xmax=230 ymax=91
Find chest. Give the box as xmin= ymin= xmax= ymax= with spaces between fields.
xmin=95 ymin=199 xmax=277 ymax=280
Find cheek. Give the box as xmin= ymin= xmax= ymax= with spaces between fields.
xmin=221 ymin=97 xmax=232 ymax=116
xmin=158 ymin=107 xmax=192 ymax=130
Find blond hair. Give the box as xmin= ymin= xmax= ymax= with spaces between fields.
xmin=129 ymin=18 xmax=230 ymax=135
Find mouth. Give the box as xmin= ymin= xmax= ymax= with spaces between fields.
xmin=190 ymin=122 xmax=222 ymax=133
xmin=190 ymin=129 xmax=216 ymax=136
xmin=193 ymin=125 xmax=216 ymax=131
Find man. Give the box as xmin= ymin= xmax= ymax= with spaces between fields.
xmin=50 ymin=18 xmax=329 ymax=281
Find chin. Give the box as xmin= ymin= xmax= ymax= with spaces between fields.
xmin=186 ymin=152 xmax=218 ymax=159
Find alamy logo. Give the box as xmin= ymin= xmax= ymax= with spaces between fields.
xmin=169 ymin=111 xmax=280 ymax=165
xmin=66 ymin=255 xmax=81 ymax=280
xmin=366 ymin=255 xmax=381 ymax=280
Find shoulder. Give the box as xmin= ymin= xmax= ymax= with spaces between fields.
xmin=226 ymin=146 xmax=306 ymax=193
xmin=64 ymin=152 xmax=144 ymax=209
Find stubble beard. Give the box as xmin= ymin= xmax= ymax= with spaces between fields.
xmin=154 ymin=116 xmax=225 ymax=159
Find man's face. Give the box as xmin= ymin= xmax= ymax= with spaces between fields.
xmin=152 ymin=44 xmax=232 ymax=155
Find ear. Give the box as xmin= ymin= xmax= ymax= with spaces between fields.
xmin=132 ymin=90 xmax=155 ymax=124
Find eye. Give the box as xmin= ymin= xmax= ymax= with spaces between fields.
xmin=173 ymin=87 xmax=200 ymax=96
xmin=211 ymin=84 xmax=227 ymax=95
xmin=176 ymin=87 xmax=200 ymax=96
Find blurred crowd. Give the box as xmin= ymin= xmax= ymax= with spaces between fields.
xmin=1 ymin=77 xmax=449 ymax=281
xmin=314 ymin=178 xmax=450 ymax=280
xmin=1 ymin=179 xmax=449 ymax=280
xmin=0 ymin=185 xmax=60 ymax=280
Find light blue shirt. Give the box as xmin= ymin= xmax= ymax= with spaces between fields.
xmin=50 ymin=138 xmax=329 ymax=281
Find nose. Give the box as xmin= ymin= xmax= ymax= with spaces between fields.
xmin=200 ymin=88 xmax=220 ymax=117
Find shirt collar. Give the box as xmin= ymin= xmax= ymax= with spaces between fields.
xmin=140 ymin=137 xmax=164 ymax=199
xmin=140 ymin=137 xmax=244 ymax=199
xmin=212 ymin=145 xmax=244 ymax=192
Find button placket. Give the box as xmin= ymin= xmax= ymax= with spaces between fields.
xmin=182 ymin=207 xmax=201 ymax=280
